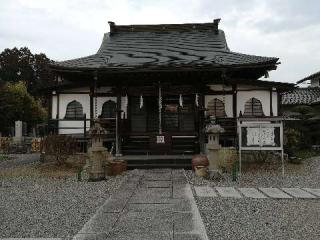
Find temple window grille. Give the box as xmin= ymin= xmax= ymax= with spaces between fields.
xmin=207 ymin=98 xmax=227 ymax=117
xmin=64 ymin=100 xmax=84 ymax=119
xmin=243 ymin=97 xmax=265 ymax=116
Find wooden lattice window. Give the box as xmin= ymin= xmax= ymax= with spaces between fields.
xmin=101 ymin=100 xmax=116 ymax=118
xmin=243 ymin=98 xmax=264 ymax=116
xmin=64 ymin=100 xmax=84 ymax=119
xmin=207 ymin=98 xmax=227 ymax=117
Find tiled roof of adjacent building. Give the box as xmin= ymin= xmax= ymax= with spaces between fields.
xmin=281 ymin=87 xmax=320 ymax=105
xmin=297 ymin=70 xmax=320 ymax=84
xmin=51 ymin=20 xmax=279 ymax=71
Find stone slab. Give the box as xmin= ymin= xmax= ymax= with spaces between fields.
xmin=174 ymin=233 xmax=203 ymax=240
xmin=238 ymin=188 xmax=267 ymax=199
xmin=143 ymin=180 xmax=172 ymax=188
xmin=172 ymin=212 xmax=194 ymax=231
xmin=143 ymin=171 xmax=172 ymax=181
xmin=126 ymin=203 xmax=176 ymax=212
xmin=281 ymin=188 xmax=317 ymax=198
xmin=302 ymin=188 xmax=320 ymax=197
xmin=172 ymin=183 xmax=193 ymax=199
xmin=127 ymin=199 xmax=191 ymax=212
xmin=112 ymin=211 xmax=174 ymax=233
xmin=194 ymin=186 xmax=217 ymax=197
xmin=73 ymin=232 xmax=108 ymax=240
xmin=78 ymin=212 xmax=119 ymax=234
xmin=130 ymin=187 xmax=172 ymax=203
xmin=100 ymin=199 xmax=128 ymax=213
xmin=106 ymin=231 xmax=173 ymax=240
xmin=215 ymin=187 xmax=242 ymax=198
xmin=259 ymin=188 xmax=292 ymax=199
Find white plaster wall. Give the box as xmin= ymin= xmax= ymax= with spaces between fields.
xmin=51 ymin=95 xmax=57 ymax=119
xmin=59 ymin=121 xmax=90 ymax=135
xmin=204 ymin=95 xmax=233 ymax=117
xmin=272 ymin=91 xmax=278 ymax=116
xmin=58 ymin=93 xmax=90 ymax=134
xmin=237 ymin=90 xmax=270 ymax=116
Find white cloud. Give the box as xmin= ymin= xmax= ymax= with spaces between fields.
xmin=0 ymin=0 xmax=319 ymax=83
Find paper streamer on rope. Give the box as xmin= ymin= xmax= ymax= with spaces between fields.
xmin=195 ymin=93 xmax=199 ymax=107
xmin=125 ymin=94 xmax=128 ymax=109
xmin=140 ymin=94 xmax=144 ymax=109
xmin=179 ymin=94 xmax=183 ymax=108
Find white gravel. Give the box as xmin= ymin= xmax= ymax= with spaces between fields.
xmin=196 ymin=198 xmax=320 ymax=240
xmin=0 ymin=174 xmax=125 ymax=238
xmin=186 ymin=156 xmax=320 ymax=188
xmin=188 ymin=156 xmax=320 ymax=240
xmin=0 ymin=154 xmax=40 ymax=169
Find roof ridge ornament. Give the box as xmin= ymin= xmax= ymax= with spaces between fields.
xmin=213 ymin=18 xmax=221 ymax=34
xmin=108 ymin=21 xmax=116 ymax=34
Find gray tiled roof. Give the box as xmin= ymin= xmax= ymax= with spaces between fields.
xmin=281 ymin=88 xmax=320 ymax=105
xmin=51 ymin=24 xmax=278 ymax=71
xmin=297 ymin=70 xmax=320 ymax=84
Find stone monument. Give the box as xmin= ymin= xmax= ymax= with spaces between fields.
xmin=88 ymin=120 xmax=109 ymax=181
xmin=205 ymin=116 xmax=224 ymax=170
xmin=14 ymin=120 xmax=23 ymax=143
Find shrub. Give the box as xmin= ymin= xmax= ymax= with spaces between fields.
xmin=42 ymin=135 xmax=78 ymax=165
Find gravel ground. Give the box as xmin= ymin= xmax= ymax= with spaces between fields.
xmin=0 ymin=154 xmax=40 ymax=169
xmin=186 ymin=156 xmax=320 ymax=188
xmin=187 ymin=156 xmax=320 ymax=240
xmin=196 ymin=197 xmax=320 ymax=240
xmin=0 ymin=174 xmax=125 ymax=238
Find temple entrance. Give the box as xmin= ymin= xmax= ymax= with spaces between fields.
xmin=129 ymin=95 xmax=196 ymax=133
xmin=125 ymin=95 xmax=199 ymax=155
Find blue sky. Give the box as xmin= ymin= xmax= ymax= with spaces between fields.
xmin=0 ymin=0 xmax=319 ymax=84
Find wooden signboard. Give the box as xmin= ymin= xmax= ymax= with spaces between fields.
xmin=238 ymin=121 xmax=284 ymax=177
xmin=149 ymin=133 xmax=171 ymax=154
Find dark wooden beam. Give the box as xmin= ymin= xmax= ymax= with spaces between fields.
xmin=232 ymin=85 xmax=237 ymax=117
xmin=90 ymin=87 xmax=94 ymax=125
xmin=56 ymin=93 xmax=60 ymax=119
xmin=270 ymin=88 xmax=273 ymax=116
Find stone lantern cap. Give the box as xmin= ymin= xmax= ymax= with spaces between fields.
xmin=89 ymin=120 xmax=108 ymax=137
xmin=205 ymin=124 xmax=225 ymax=134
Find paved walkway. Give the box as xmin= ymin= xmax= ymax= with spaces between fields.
xmin=194 ymin=186 xmax=320 ymax=199
xmin=74 ymin=169 xmax=208 ymax=240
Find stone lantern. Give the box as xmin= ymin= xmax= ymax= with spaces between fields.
xmin=205 ymin=116 xmax=224 ymax=170
xmin=88 ymin=120 xmax=109 ymax=181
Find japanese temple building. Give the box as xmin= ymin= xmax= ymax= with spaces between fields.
xmin=48 ymin=19 xmax=294 ymax=161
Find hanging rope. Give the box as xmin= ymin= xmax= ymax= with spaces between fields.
xmin=94 ymin=71 xmax=98 ymax=119
xmin=159 ymin=82 xmax=162 ymax=134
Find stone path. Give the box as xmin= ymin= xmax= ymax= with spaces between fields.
xmin=74 ymin=169 xmax=209 ymax=240
xmin=194 ymin=186 xmax=320 ymax=199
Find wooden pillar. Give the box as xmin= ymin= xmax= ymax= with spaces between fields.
xmin=277 ymin=91 xmax=281 ymax=116
xmin=232 ymin=85 xmax=237 ymax=117
xmin=270 ymin=88 xmax=274 ymax=116
xmin=56 ymin=93 xmax=60 ymax=119
xmin=90 ymin=86 xmax=94 ymax=126
xmin=115 ymin=90 xmax=122 ymax=156
xmin=198 ymin=93 xmax=206 ymax=153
